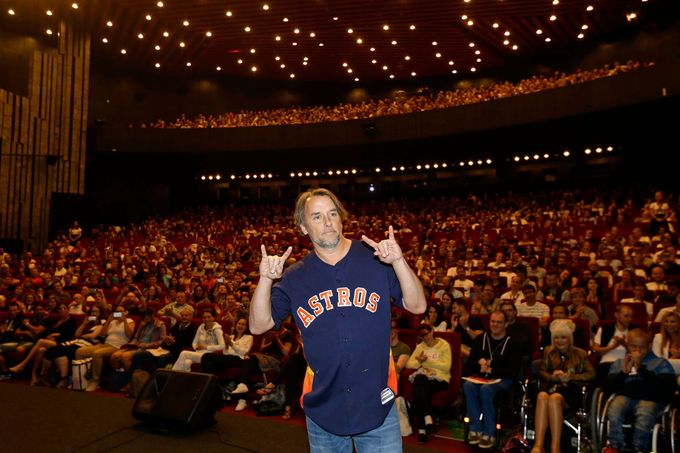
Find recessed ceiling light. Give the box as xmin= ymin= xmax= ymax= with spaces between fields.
xmin=333 ymin=17 xmax=338 ymax=21
xmin=283 ymin=17 xmax=288 ymax=22
xmin=470 ymin=67 xmax=476 ymax=72
xmin=179 ymin=42 xmax=185 ymax=47
xmin=586 ymin=5 xmax=594 ymax=12
xmin=347 ymin=68 xmax=352 ymax=73
xmin=290 ymin=73 xmax=295 ymax=78
xmin=383 ymin=25 xmax=389 ymax=31
xmin=216 ymin=66 xmax=221 ymax=71
xmin=155 ymin=63 xmax=160 ymax=68
xmin=536 ymin=29 xmax=543 ymax=35
xmin=342 ymin=62 xmax=348 ymax=67
xmin=163 ymin=31 xmax=169 ymax=37
xmin=467 ymin=20 xmax=474 ymax=26
xmin=582 ymin=24 xmax=589 ymax=30
xmin=275 ymin=56 xmax=280 ymax=61
xmin=435 ymin=53 xmax=441 ymax=58
xmin=154 ymin=45 xmax=160 ymax=50
xmin=545 ymin=37 xmax=551 ymax=42
xmin=262 ymin=4 xmax=269 ymax=10
xmin=72 ymin=3 xmax=78 ymax=10
xmin=145 ymin=14 xmax=152 ymax=21
xmin=46 ymin=10 xmax=53 ymax=16
xmin=120 ymin=49 xmax=127 ymax=54
xmin=183 ymin=20 xmax=189 ymax=26
xmin=250 ymin=48 xmax=256 ymax=53
xmin=303 ymin=57 xmax=308 ymax=61
xmin=347 ymin=28 xmax=353 ymax=34
xmin=275 ymin=35 xmax=281 ymax=41
xmin=504 ymin=31 xmax=510 ymax=36
xmin=106 ymin=21 xmax=113 ymax=27
xmin=138 ymin=33 xmax=144 ymax=39
xmin=294 ymin=28 xmax=300 ymax=34
xmin=404 ymin=55 xmax=410 ymax=60
xmin=309 ymin=32 xmax=315 ymax=37
xmin=292 ymin=42 xmax=297 ymax=46
xmin=503 ymin=39 xmax=510 ymax=45
xmin=409 ymin=25 xmax=416 ymax=30
xmin=493 ymin=23 xmax=499 ymax=28
xmin=371 ymin=59 xmax=377 ymax=64
xmin=302 ymin=61 xmax=308 ymax=65
xmin=237 ymin=59 xmax=243 ymax=64
xmin=382 ymin=65 xmax=388 ymax=70
xmin=475 ymin=50 xmax=481 ymax=55
xmin=186 ymin=62 xmax=191 ymax=67
xmin=512 ymin=44 xmax=518 ymax=50
xmin=411 ymin=72 xmax=416 ymax=76
xmin=391 ymin=40 xmax=397 ymax=45
xmin=102 ymin=38 xmax=108 ymax=43
xmin=356 ymin=38 xmax=363 ymax=44
xmin=280 ymin=64 xmax=285 ymax=68
xmin=370 ymin=47 xmax=375 ymax=52
xmin=448 ymin=60 xmax=454 ymax=65
xmin=468 ymin=42 xmax=475 ymax=47
xmin=461 ymin=15 xmax=468 ymax=20
xmin=550 ymin=15 xmax=557 ymax=21
xmin=206 ymin=31 xmax=212 ymax=37
xmin=46 ymin=29 xmax=53 ymax=35
xmin=577 ymin=33 xmax=584 ymax=39
xmin=552 ymin=0 xmax=559 ymax=5
xmin=432 ymin=41 xmax=437 ymax=46
xmin=251 ymin=66 xmax=257 ymax=72
xmin=157 ymin=1 xmax=164 ymax=7
xmin=476 ymin=58 xmax=482 ymax=62
xmin=225 ymin=11 xmax=232 ymax=17
xmin=319 ymin=43 xmax=324 ymax=46
xmin=244 ymin=26 xmax=251 ymax=32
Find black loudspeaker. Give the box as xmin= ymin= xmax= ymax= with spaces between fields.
xmin=132 ymin=369 xmax=220 ymax=431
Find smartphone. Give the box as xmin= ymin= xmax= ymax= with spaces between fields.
xmin=87 ymin=316 xmax=97 ymax=321
xmin=113 ymin=312 xmax=123 ymax=318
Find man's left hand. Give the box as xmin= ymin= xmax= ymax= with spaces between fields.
xmin=361 ymin=225 xmax=404 ymax=265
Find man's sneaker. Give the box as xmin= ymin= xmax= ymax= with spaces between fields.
xmin=468 ymin=431 xmax=481 ymax=445
xmin=0 ymin=372 xmax=13 ymax=381
xmin=85 ymin=381 xmax=99 ymax=392
xmin=235 ymin=399 xmax=247 ymax=411
xmin=479 ymin=435 xmax=496 ymax=449
xmin=417 ymin=429 xmax=427 ymax=444
xmin=231 ymin=383 xmax=249 ymax=394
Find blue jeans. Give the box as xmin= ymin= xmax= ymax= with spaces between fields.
xmin=463 ymin=378 xmax=513 ymax=437
xmin=606 ymin=395 xmax=664 ymax=450
xmin=306 ymin=403 xmax=401 ymax=453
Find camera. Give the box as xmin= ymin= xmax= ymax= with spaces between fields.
xmin=113 ymin=312 xmax=123 ymax=318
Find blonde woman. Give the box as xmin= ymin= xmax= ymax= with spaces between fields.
xmin=531 ymin=319 xmax=595 ymax=453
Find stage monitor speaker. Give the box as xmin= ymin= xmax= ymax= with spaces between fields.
xmin=132 ymin=369 xmax=220 ymax=431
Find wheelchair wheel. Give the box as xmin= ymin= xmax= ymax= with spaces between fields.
xmin=589 ymin=387 xmax=606 ymax=452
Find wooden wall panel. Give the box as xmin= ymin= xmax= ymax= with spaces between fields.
xmin=0 ymin=21 xmax=90 ymax=252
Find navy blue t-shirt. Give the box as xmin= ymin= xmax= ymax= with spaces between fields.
xmin=271 ymin=240 xmax=404 ymax=435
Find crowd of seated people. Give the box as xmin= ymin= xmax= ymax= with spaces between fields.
xmin=140 ymin=61 xmax=650 ymax=130
xmin=0 ymin=185 xmax=678 ymax=448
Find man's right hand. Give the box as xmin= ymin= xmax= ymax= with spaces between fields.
xmin=259 ymin=245 xmax=293 ymax=281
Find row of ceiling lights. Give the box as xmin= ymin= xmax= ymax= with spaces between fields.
xmin=5 ymin=2 xmax=648 ymax=80
xmin=198 ymin=146 xmax=616 ymax=181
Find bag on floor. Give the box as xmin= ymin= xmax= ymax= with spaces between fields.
xmin=254 ymin=384 xmax=285 ymax=416
xmin=71 ymin=357 xmax=92 ymax=391
xmin=395 ymin=396 xmax=412 ymax=437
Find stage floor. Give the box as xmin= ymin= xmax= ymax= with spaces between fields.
xmin=0 ymin=382 xmax=469 ymax=452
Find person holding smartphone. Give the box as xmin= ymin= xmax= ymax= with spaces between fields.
xmin=75 ymin=305 xmax=135 ymax=391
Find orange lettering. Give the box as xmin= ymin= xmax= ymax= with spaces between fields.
xmin=296 ymin=307 xmax=316 ymax=328
xmin=307 ymin=295 xmax=324 ymax=316
xmin=366 ymin=292 xmax=380 ymax=313
xmin=319 ymin=290 xmax=334 ymax=310
xmin=337 ymin=287 xmax=351 ymax=307
xmin=353 ymin=287 xmax=367 ymax=308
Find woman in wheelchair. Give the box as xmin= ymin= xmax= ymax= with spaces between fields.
xmin=531 ymin=319 xmax=595 ymax=453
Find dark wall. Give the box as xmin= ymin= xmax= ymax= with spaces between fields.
xmin=0 ymin=30 xmax=54 ymax=96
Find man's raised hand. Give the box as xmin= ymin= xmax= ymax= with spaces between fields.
xmin=260 ymin=245 xmax=293 ymax=280
xmin=361 ymin=225 xmax=404 ymax=265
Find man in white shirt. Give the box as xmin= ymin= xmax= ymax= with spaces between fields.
xmin=592 ymin=304 xmax=634 ymax=380
xmin=500 ymin=275 xmax=524 ymax=305
xmin=515 ymin=285 xmax=550 ymax=326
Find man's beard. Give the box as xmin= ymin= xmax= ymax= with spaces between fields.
xmin=312 ymin=232 xmax=341 ymax=250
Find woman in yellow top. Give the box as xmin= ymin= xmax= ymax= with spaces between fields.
xmin=531 ymin=319 xmax=595 ymax=453
xmin=406 ymin=323 xmax=452 ymax=443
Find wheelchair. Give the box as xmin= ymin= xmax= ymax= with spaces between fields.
xmin=520 ymin=376 xmax=596 ymax=453
xmin=590 ymin=387 xmax=679 ymax=453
